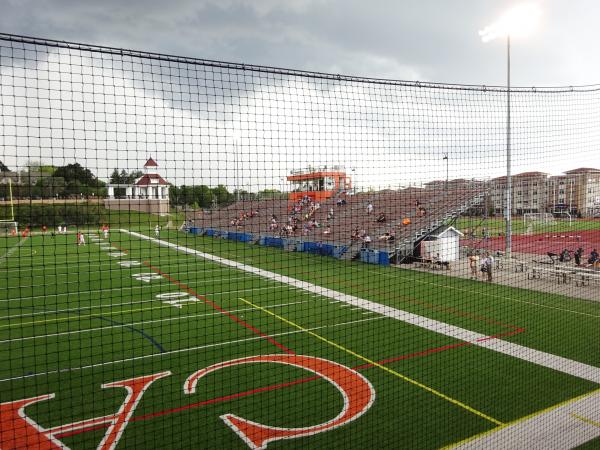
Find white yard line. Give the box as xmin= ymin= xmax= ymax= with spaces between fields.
xmin=0 ymin=284 xmax=291 ymax=307
xmin=0 ymin=274 xmax=276 ymax=303
xmin=0 ymin=256 xmax=222 ymax=274
xmin=1 ymin=300 xmax=313 ymax=344
xmin=0 ymin=237 xmax=28 ymax=266
xmin=123 ymin=229 xmax=600 ymax=384
xmin=0 ymin=316 xmax=385 ymax=382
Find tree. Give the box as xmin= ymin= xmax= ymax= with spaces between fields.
xmin=54 ymin=163 xmax=105 ymax=187
xmin=212 ymin=185 xmax=234 ymax=205
xmin=36 ymin=177 xmax=66 ymax=198
xmin=0 ymin=161 xmax=9 ymax=172
xmin=126 ymin=171 xmax=144 ymax=183
xmin=109 ymin=169 xmax=122 ymax=184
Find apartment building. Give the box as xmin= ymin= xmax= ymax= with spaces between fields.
xmin=489 ymin=167 xmax=600 ymax=217
xmin=490 ymin=171 xmax=549 ymax=216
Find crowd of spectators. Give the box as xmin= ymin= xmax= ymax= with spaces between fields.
xmin=230 ymin=209 xmax=258 ymax=228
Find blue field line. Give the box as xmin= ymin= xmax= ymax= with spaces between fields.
xmin=95 ymin=315 xmax=166 ymax=353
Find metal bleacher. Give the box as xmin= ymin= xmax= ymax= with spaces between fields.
xmin=190 ymin=188 xmax=486 ymax=263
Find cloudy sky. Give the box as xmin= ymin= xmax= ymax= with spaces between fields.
xmin=1 ymin=0 xmax=600 ymax=190
xmin=3 ymin=0 xmax=600 ymax=86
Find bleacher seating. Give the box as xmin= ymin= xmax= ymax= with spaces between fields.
xmin=190 ymin=188 xmax=486 ymax=261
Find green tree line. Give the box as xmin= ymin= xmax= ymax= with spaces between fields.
xmin=0 ymin=163 xmax=106 ymax=199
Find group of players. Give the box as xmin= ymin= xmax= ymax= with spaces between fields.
xmin=33 ymin=223 xmax=162 ymax=244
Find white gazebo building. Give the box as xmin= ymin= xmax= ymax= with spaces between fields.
xmin=105 ymin=158 xmax=170 ymax=215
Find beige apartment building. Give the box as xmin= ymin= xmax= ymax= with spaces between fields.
xmin=489 ymin=168 xmax=600 ymax=217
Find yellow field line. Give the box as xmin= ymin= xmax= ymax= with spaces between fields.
xmin=238 ymin=297 xmax=503 ymax=426
xmin=571 ymin=413 xmax=600 ymax=428
xmin=0 ymin=304 xmax=174 ymax=330
xmin=441 ymin=386 xmax=600 ymax=448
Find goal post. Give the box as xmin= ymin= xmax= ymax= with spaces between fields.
xmin=0 ymin=220 xmax=18 ymax=236
xmin=523 ymin=213 xmax=555 ymax=225
xmin=523 ymin=213 xmax=556 ymax=234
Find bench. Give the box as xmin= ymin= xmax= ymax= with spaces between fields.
xmin=571 ymin=268 xmax=600 ymax=287
xmin=415 ymin=257 xmax=450 ymax=270
xmin=527 ymin=266 xmax=573 ymax=284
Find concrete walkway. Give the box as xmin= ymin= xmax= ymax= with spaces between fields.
xmin=406 ymin=253 xmax=600 ymax=303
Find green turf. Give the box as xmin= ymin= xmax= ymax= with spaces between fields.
xmin=455 ymin=216 xmax=600 ymax=235
xmin=1 ymin=228 xmax=600 ymax=449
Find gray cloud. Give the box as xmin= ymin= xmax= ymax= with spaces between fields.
xmin=2 ymin=0 xmax=599 ymax=87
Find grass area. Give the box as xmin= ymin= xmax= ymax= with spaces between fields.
xmin=1 ymin=229 xmax=599 ymax=448
xmin=456 ymin=216 xmax=600 ymax=235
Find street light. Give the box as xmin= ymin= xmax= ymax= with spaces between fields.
xmin=442 ymin=154 xmax=448 ymax=192
xmin=479 ymin=3 xmax=541 ymax=259
xmin=231 ymin=129 xmax=241 ymax=202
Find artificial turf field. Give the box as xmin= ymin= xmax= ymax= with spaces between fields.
xmin=2 ymin=228 xmax=600 ymax=449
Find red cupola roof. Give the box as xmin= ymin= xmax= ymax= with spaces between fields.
xmin=144 ymin=158 xmax=159 ymax=168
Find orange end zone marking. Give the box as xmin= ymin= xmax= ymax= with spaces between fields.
xmin=51 ymin=330 xmax=522 ymax=439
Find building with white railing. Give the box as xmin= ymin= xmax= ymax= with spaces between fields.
xmin=105 ymin=158 xmax=170 ymax=215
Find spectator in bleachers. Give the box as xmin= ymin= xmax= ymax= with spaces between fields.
xmin=323 ymin=226 xmax=331 ymax=235
xmin=336 ymin=198 xmax=347 ymax=206
xmin=328 ymin=208 xmax=334 ymax=220
xmin=367 ymin=202 xmax=374 ymax=215
xmin=362 ymin=234 xmax=372 ymax=248
xmin=351 ymin=228 xmax=360 ymax=240
xmin=376 ymin=211 xmax=386 ymax=223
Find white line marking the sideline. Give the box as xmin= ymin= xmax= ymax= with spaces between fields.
xmin=123 ymin=229 xmax=600 ymax=384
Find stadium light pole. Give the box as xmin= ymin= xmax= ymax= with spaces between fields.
xmin=443 ymin=154 xmax=449 ymax=192
xmin=479 ymin=3 xmax=541 ymax=259
xmin=232 ymin=129 xmax=241 ymax=202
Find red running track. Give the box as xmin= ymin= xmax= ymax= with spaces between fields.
xmin=463 ymin=229 xmax=600 ymax=255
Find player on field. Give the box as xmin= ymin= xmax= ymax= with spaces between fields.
xmin=77 ymin=232 xmax=86 ymax=246
xmin=155 ymin=224 xmax=160 ymax=238
xmin=102 ymin=224 xmax=109 ymax=239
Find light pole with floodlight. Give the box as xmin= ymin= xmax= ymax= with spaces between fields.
xmin=479 ymin=3 xmax=541 ymax=259
xmin=443 ymin=154 xmax=449 ymax=192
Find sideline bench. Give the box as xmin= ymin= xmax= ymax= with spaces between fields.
xmin=526 ymin=264 xmax=600 ymax=286
xmin=415 ymin=257 xmax=451 ymax=270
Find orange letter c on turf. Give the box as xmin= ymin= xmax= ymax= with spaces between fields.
xmin=184 ymin=354 xmax=375 ymax=449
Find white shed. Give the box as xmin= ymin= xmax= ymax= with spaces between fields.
xmin=419 ymin=226 xmax=464 ymax=262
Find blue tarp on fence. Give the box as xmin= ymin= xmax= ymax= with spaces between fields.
xmin=227 ymin=232 xmax=254 ymax=242
xmin=190 ymin=229 xmax=385 ymax=265
xmin=360 ymin=248 xmax=390 ymax=266
xmin=260 ymin=236 xmax=285 ymax=248
xmin=303 ymin=242 xmax=335 ymax=256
